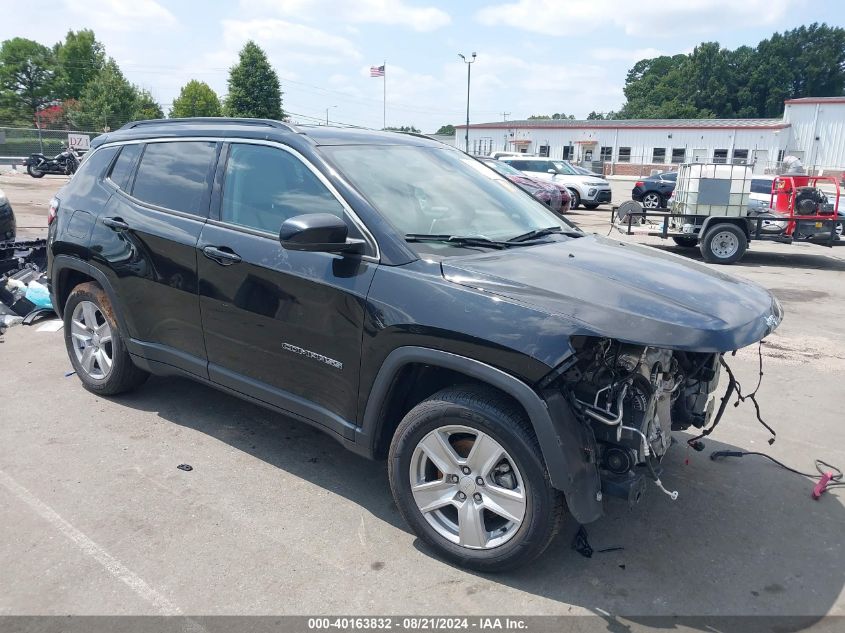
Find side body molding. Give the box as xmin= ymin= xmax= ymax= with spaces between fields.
xmin=358 ymin=346 xmax=603 ymax=524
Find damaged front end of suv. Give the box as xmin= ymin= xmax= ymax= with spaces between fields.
xmin=560 ymin=337 xmax=723 ymax=504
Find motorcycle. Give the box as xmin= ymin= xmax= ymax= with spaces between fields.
xmin=24 ymin=147 xmax=80 ymax=178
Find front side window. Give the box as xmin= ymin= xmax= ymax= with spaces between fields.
xmin=132 ymin=141 xmax=217 ymax=215
xmin=221 ymin=143 xmax=344 ymax=234
xmin=324 ymin=145 xmax=574 ymax=243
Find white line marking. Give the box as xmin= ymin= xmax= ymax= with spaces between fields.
xmin=0 ymin=468 xmax=180 ymax=615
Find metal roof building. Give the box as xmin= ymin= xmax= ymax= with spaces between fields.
xmin=455 ymin=97 xmax=845 ymax=177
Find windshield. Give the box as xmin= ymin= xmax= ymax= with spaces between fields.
xmin=482 ymin=160 xmax=523 ymax=178
xmin=549 ymin=161 xmax=579 ymax=175
xmin=323 ymin=145 xmax=576 ymax=244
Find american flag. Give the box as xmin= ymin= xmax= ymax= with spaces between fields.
xmin=370 ymin=64 xmax=385 ymax=77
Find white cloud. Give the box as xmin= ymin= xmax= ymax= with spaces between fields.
xmin=240 ymin=0 xmax=451 ymax=32
xmin=591 ymin=47 xmax=665 ymax=62
xmin=219 ymin=19 xmax=362 ymax=65
xmin=63 ymin=0 xmax=177 ymax=31
xmin=476 ymin=0 xmax=797 ymax=36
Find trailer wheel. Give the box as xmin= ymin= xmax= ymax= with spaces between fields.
xmin=700 ymin=223 xmax=747 ymax=264
xmin=672 ymin=236 xmax=698 ymax=248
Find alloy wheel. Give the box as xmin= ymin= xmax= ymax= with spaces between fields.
xmin=409 ymin=425 xmax=526 ymax=550
xmin=642 ymin=193 xmax=661 ymax=209
xmin=70 ymin=300 xmax=114 ymax=380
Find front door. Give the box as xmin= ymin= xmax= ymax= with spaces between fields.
xmin=197 ymin=142 xmax=377 ymax=435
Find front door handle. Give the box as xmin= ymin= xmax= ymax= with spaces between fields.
xmin=102 ymin=216 xmax=130 ymax=231
xmin=202 ymin=245 xmax=242 ymax=266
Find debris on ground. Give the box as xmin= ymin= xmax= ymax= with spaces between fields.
xmin=0 ymin=239 xmax=54 ymax=337
xmin=177 ymin=464 xmax=193 ymax=472
xmin=572 ymin=525 xmax=593 ymax=558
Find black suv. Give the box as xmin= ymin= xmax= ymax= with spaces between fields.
xmin=47 ymin=118 xmax=782 ymax=571
xmin=632 ymin=171 xmax=677 ymax=209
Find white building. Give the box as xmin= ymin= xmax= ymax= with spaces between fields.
xmin=455 ymin=97 xmax=845 ymax=177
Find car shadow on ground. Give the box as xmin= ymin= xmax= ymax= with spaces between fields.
xmin=114 ymin=376 xmax=844 ymax=626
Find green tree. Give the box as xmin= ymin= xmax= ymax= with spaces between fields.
xmin=527 ymin=114 xmax=551 ymax=119
xmin=435 ymin=123 xmax=455 ymax=135
xmin=68 ymin=59 xmax=161 ymax=130
xmin=225 ymin=41 xmax=283 ymax=119
xmin=170 ymin=80 xmax=222 ymax=118
xmin=54 ymin=29 xmax=105 ymax=99
xmin=0 ymin=37 xmax=58 ymax=122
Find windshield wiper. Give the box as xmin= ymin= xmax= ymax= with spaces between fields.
xmin=507 ymin=226 xmax=582 ymax=242
xmin=404 ymin=233 xmax=512 ymax=249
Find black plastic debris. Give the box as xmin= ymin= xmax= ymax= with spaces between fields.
xmin=572 ymin=525 xmax=593 ymax=558
xmin=177 ymin=464 xmax=193 ymax=472
xmin=0 ymin=238 xmax=55 ymax=336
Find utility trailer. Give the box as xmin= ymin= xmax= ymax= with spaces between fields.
xmin=613 ymin=162 xmax=843 ymax=264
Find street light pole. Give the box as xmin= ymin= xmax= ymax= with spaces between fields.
xmin=458 ymin=52 xmax=476 ymax=153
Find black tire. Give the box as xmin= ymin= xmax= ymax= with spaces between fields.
xmin=583 ymin=203 xmax=600 ymax=210
xmin=700 ymin=223 xmax=747 ymax=264
xmin=567 ymin=188 xmax=581 ymax=210
xmin=641 ymin=192 xmax=662 ymax=209
xmin=388 ymin=385 xmax=565 ymax=572
xmin=63 ymin=282 xmax=149 ymax=395
xmin=672 ymin=236 xmax=699 ymax=248
xmin=27 ymin=164 xmax=44 ymax=178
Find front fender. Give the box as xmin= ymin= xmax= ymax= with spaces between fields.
xmin=358 ymin=346 xmax=603 ymax=524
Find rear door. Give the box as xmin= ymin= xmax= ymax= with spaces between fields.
xmin=90 ymin=139 xmax=219 ymax=377
xmin=197 ymin=141 xmax=378 ymax=435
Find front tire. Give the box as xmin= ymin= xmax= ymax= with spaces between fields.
xmin=64 ymin=282 xmax=149 ymax=395
xmin=27 ymin=164 xmax=44 ymax=178
xmin=583 ymin=202 xmax=600 ymax=210
xmin=641 ymin=192 xmax=662 ymax=209
xmin=388 ymin=385 xmax=565 ymax=572
xmin=567 ymin=188 xmax=581 ymax=210
xmin=700 ymin=223 xmax=747 ymax=264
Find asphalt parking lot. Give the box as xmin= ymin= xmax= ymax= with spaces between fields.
xmin=1 ymin=173 xmax=844 ymax=619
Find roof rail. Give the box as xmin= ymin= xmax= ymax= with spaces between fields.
xmin=118 ymin=118 xmax=296 ymax=132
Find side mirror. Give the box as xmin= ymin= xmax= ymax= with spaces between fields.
xmin=279 ymin=213 xmax=365 ymax=255
xmin=547 ymin=169 xmax=556 ymax=174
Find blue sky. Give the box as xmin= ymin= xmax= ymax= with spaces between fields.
xmin=2 ymin=0 xmax=843 ymax=131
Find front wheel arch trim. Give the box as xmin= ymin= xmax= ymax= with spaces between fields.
xmin=360 ymin=346 xmax=603 ymax=524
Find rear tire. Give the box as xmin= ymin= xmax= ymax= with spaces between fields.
xmin=672 ymin=236 xmax=699 ymax=248
xmin=642 ymin=192 xmax=662 ymax=209
xmin=568 ymin=189 xmax=581 ymax=210
xmin=388 ymin=385 xmax=565 ymax=572
xmin=700 ymin=223 xmax=747 ymax=264
xmin=63 ymin=282 xmax=149 ymax=395
xmin=27 ymin=164 xmax=44 ymax=178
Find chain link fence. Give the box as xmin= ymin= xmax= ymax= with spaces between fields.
xmin=0 ymin=125 xmax=102 ymax=165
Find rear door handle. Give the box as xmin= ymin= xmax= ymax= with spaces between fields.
xmin=202 ymin=245 xmax=242 ymax=266
xmin=102 ymin=216 xmax=130 ymax=231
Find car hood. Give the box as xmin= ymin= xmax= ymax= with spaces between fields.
xmin=440 ymin=234 xmax=782 ymax=352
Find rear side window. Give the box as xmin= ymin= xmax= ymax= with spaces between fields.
xmin=221 ymin=143 xmax=344 ymax=234
xmin=751 ymin=179 xmax=773 ymax=195
xmin=132 ymin=141 xmax=217 ymax=216
xmin=108 ymin=144 xmax=142 ymax=191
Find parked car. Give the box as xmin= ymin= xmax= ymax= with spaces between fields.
xmin=632 ymin=171 xmax=677 ymax=209
xmin=48 ymin=118 xmax=782 ymax=571
xmin=499 ymin=156 xmax=612 ymax=209
xmin=0 ymin=187 xmax=15 ymax=243
xmin=488 ymin=151 xmax=523 ymax=160
xmin=479 ymin=158 xmax=570 ymax=213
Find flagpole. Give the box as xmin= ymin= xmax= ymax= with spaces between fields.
xmin=383 ymin=60 xmax=386 ymax=129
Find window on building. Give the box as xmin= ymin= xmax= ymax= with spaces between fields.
xmin=777 ymin=149 xmax=785 ymax=162
xmin=562 ymin=145 xmax=573 ymax=160
xmin=652 ymin=148 xmax=666 ymax=163
xmin=132 ymin=141 xmax=217 ymax=216
xmin=618 ymin=147 xmax=631 ymax=163
xmin=733 ymin=149 xmax=749 ymax=164
xmin=221 ymin=143 xmax=344 ymax=234
xmin=671 ymin=148 xmax=686 ymax=164
xmin=599 ymin=146 xmax=612 ymax=162
xmin=538 ymin=145 xmax=550 ymax=157
xmin=713 ymin=149 xmax=729 ymax=164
